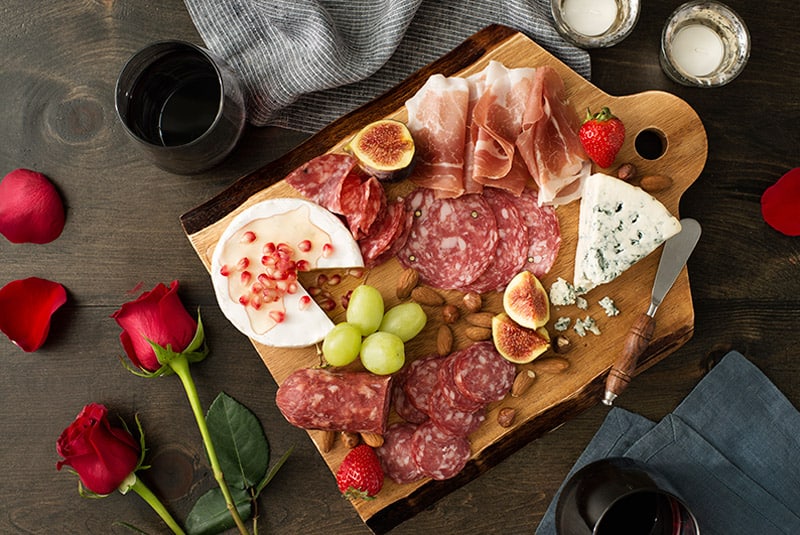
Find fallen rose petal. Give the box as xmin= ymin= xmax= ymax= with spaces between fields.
xmin=0 ymin=277 xmax=67 ymax=352
xmin=0 ymin=168 xmax=66 ymax=244
xmin=761 ymin=167 xmax=800 ymax=236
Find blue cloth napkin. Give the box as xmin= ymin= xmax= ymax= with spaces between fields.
xmin=536 ymin=351 xmax=800 ymax=535
xmin=183 ymin=0 xmax=591 ymax=132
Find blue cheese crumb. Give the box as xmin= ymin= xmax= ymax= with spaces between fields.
xmin=574 ymin=316 xmax=601 ymax=337
xmin=599 ymin=296 xmax=619 ymax=317
xmin=575 ymin=296 xmax=588 ymax=310
xmin=554 ymin=317 xmax=571 ymax=331
xmin=549 ymin=277 xmax=576 ymax=306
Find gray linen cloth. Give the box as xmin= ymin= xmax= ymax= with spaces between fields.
xmin=536 ymin=351 xmax=800 ymax=534
xmin=183 ymin=0 xmax=591 ymax=132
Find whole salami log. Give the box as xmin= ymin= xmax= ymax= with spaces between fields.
xmin=276 ymin=368 xmax=392 ymax=434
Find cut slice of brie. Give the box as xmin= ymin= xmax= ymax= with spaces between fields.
xmin=573 ymin=173 xmax=681 ymax=292
xmin=211 ymin=198 xmax=363 ymax=348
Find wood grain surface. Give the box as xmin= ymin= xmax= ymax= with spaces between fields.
xmin=182 ymin=26 xmax=707 ymax=533
xmin=1 ymin=2 xmax=799 ymax=535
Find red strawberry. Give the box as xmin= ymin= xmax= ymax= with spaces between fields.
xmin=579 ymin=107 xmax=626 ymax=168
xmin=335 ymin=444 xmax=384 ymax=500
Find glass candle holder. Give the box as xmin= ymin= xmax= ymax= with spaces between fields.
xmin=660 ymin=1 xmax=750 ymax=87
xmin=551 ymin=0 xmax=640 ymax=48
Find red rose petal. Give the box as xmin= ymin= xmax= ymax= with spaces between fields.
xmin=0 ymin=168 xmax=66 ymax=244
xmin=761 ymin=167 xmax=800 ymax=236
xmin=0 ymin=277 xmax=67 ymax=352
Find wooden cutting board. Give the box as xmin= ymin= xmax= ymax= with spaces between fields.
xmin=181 ymin=24 xmax=706 ymax=534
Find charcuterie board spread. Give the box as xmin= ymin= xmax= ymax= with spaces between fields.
xmin=181 ymin=25 xmax=706 ymax=534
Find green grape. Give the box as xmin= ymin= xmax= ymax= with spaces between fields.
xmin=322 ymin=322 xmax=362 ymax=367
xmin=360 ymin=331 xmax=405 ymax=375
xmin=379 ymin=302 xmax=427 ymax=342
xmin=345 ymin=284 xmax=384 ymax=336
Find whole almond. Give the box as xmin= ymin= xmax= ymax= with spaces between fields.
xmin=442 ymin=304 xmax=460 ymax=324
xmin=341 ymin=431 xmax=360 ymax=449
xmin=462 ymin=292 xmax=482 ymax=312
xmin=639 ymin=174 xmax=673 ymax=193
xmin=497 ymin=407 xmax=516 ymax=428
xmin=465 ymin=326 xmax=492 ymax=341
xmin=437 ymin=324 xmax=454 ymax=356
xmin=465 ymin=312 xmax=494 ymax=328
xmin=511 ymin=369 xmax=536 ymax=397
xmin=411 ymin=286 xmax=445 ymax=306
xmin=552 ymin=335 xmax=572 ymax=354
xmin=319 ymin=430 xmax=336 ymax=453
xmin=533 ymin=356 xmax=570 ymax=374
xmin=396 ymin=268 xmax=419 ymax=299
xmin=360 ymin=432 xmax=384 ymax=448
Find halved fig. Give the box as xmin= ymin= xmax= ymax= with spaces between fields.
xmin=346 ymin=119 xmax=415 ymax=181
xmin=503 ymin=271 xmax=550 ymax=329
xmin=492 ymin=313 xmax=550 ymax=364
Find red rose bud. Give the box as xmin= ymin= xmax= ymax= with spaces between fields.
xmin=0 ymin=168 xmax=66 ymax=244
xmin=56 ymin=403 xmax=140 ymax=495
xmin=0 ymin=277 xmax=67 ymax=352
xmin=761 ymin=167 xmax=800 ymax=236
xmin=111 ymin=280 xmax=197 ymax=372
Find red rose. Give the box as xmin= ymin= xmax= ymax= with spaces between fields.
xmin=56 ymin=403 xmax=140 ymax=495
xmin=111 ymin=280 xmax=197 ymax=372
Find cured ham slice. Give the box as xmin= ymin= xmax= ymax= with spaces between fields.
xmin=406 ymin=74 xmax=470 ymax=198
xmin=516 ymin=66 xmax=590 ymax=206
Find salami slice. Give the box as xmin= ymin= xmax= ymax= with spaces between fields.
xmin=453 ymin=341 xmax=516 ymax=404
xmin=275 ymin=368 xmax=392 ymax=433
xmin=438 ymin=353 xmax=484 ymax=413
xmin=465 ymin=188 xmax=530 ymax=293
xmin=512 ymin=188 xmax=561 ymax=277
xmin=376 ymin=422 xmax=424 ymax=484
xmin=371 ymin=202 xmax=414 ymax=267
xmin=403 ymin=355 xmax=444 ymax=416
xmin=284 ymin=153 xmax=358 ymax=202
xmin=358 ymin=198 xmax=407 ymax=268
xmin=411 ymin=420 xmax=472 ymax=480
xmin=428 ymin=387 xmax=486 ymax=437
xmin=392 ymin=367 xmax=429 ymax=424
xmin=345 ymin=175 xmax=386 ymax=239
xmin=397 ymin=189 xmax=499 ymax=290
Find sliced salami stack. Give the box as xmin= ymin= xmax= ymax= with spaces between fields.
xmin=377 ymin=342 xmax=516 ymax=484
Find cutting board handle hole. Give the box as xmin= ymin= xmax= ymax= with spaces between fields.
xmin=634 ymin=128 xmax=667 ymax=160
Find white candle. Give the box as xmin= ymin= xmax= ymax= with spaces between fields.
xmin=670 ymin=24 xmax=725 ymax=77
xmin=562 ymin=0 xmax=619 ymax=37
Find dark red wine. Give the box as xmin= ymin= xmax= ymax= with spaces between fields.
xmin=157 ymin=75 xmax=220 ymax=146
xmin=596 ymin=491 xmax=674 ymax=535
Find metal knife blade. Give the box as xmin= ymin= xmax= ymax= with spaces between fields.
xmin=602 ymin=218 xmax=702 ymax=405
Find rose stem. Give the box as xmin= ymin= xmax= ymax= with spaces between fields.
xmin=122 ymin=473 xmax=186 ymax=535
xmin=170 ymin=354 xmax=251 ymax=535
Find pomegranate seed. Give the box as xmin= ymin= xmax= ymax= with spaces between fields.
xmin=251 ymin=294 xmax=263 ymax=310
xmin=276 ymin=280 xmax=289 ymax=292
xmin=327 ymin=274 xmax=341 ymax=286
xmin=318 ymin=297 xmax=336 ymax=312
xmin=273 ymin=269 xmax=288 ymax=281
xmin=269 ymin=310 xmax=286 ymax=323
xmin=308 ymin=286 xmax=322 ymax=297
xmin=257 ymin=273 xmax=269 ymax=285
xmin=318 ymin=289 xmax=333 ymax=300
xmin=262 ymin=242 xmax=276 ymax=254
xmin=296 ymin=259 xmax=311 ymax=272
xmin=297 ymin=239 xmax=312 ymax=252
xmin=241 ymin=231 xmax=256 ymax=244
xmin=286 ymin=272 xmax=298 ymax=283
xmin=277 ymin=242 xmax=293 ymax=257
xmin=322 ymin=243 xmax=334 ymax=258
xmin=263 ymin=288 xmax=280 ymax=302
xmin=341 ymin=289 xmax=353 ymax=309
xmin=237 ymin=257 xmax=250 ymax=270
xmin=238 ymin=295 xmax=250 ymax=306
xmin=316 ymin=273 xmax=328 ymax=286
xmin=240 ymin=271 xmax=252 ymax=285
xmin=220 ymin=265 xmax=231 ymax=277
xmin=347 ymin=267 xmax=365 ymax=278
xmin=287 ymin=282 xmax=298 ymax=294
xmin=251 ymin=282 xmax=264 ymax=294
xmin=298 ymin=295 xmax=311 ymax=310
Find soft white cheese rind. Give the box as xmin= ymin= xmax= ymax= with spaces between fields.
xmin=573 ymin=173 xmax=681 ymax=292
xmin=210 ymin=198 xmax=364 ymax=348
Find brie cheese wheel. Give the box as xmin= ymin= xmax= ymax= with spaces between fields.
xmin=211 ymin=198 xmax=363 ymax=348
xmin=573 ymin=173 xmax=681 ymax=292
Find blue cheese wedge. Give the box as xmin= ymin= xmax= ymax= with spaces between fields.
xmin=211 ymin=198 xmax=364 ymax=348
xmin=573 ymin=173 xmax=681 ymax=292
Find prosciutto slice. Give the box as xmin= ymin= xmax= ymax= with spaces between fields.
xmin=406 ymin=74 xmax=470 ymax=198
xmin=516 ymin=66 xmax=590 ymax=206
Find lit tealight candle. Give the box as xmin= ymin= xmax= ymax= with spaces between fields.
xmin=562 ymin=0 xmax=619 ymax=37
xmin=670 ymin=24 xmax=724 ymax=77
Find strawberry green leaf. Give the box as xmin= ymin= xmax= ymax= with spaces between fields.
xmin=206 ymin=392 xmax=270 ymax=490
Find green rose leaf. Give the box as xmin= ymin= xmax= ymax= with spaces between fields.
xmin=185 ymin=486 xmax=251 ymax=535
xmin=206 ymin=392 xmax=270 ymax=490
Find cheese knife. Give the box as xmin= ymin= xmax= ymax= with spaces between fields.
xmin=602 ymin=218 xmax=702 ymax=406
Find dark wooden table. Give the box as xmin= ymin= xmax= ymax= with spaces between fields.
xmin=1 ymin=1 xmax=798 ymax=533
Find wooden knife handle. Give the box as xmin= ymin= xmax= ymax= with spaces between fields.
xmin=603 ymin=312 xmax=656 ymax=405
